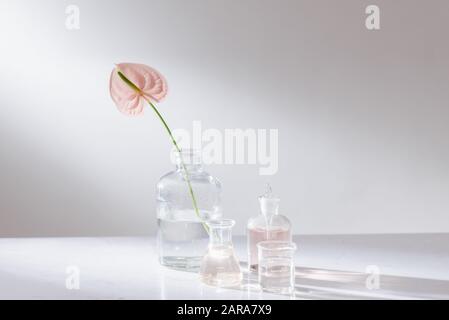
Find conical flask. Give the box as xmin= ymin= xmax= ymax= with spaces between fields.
xmin=199 ymin=219 xmax=242 ymax=287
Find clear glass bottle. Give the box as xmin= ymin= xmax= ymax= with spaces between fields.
xmin=199 ymin=219 xmax=242 ymax=287
xmin=157 ymin=149 xmax=222 ymax=271
xmin=247 ymin=185 xmax=291 ymax=272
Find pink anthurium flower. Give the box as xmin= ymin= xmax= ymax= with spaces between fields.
xmin=109 ymin=63 xmax=168 ymax=116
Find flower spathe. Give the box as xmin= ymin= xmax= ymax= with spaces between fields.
xmin=109 ymin=63 xmax=168 ymax=116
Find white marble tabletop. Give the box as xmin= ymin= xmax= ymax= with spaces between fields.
xmin=0 ymin=234 xmax=448 ymax=300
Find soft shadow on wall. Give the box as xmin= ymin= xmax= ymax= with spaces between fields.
xmin=0 ymin=0 xmax=449 ymax=236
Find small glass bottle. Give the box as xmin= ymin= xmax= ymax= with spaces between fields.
xmin=199 ymin=219 xmax=242 ymax=287
xmin=247 ymin=185 xmax=292 ymax=272
xmin=157 ymin=149 xmax=222 ymax=271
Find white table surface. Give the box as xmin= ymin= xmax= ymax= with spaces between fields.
xmin=0 ymin=234 xmax=448 ymax=300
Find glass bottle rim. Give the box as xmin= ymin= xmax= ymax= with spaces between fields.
xmin=174 ymin=148 xmax=201 ymax=156
xmin=206 ymin=219 xmax=235 ymax=228
xmin=257 ymin=240 xmax=297 ymax=252
xmin=172 ymin=148 xmax=202 ymax=166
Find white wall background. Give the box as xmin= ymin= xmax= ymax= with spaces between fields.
xmin=0 ymin=0 xmax=448 ymax=237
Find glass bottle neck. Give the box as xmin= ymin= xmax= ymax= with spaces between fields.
xmin=259 ymin=195 xmax=280 ymax=217
xmin=207 ymin=220 xmax=235 ymax=248
xmin=174 ymin=149 xmax=203 ymax=172
xmin=176 ymin=163 xmax=203 ymax=172
xmin=261 ymin=212 xmax=278 ymax=222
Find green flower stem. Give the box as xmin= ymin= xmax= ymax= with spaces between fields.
xmin=117 ymin=70 xmax=208 ymax=234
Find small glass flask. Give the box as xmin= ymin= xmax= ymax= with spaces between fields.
xmin=199 ymin=219 xmax=242 ymax=287
xmin=247 ymin=185 xmax=292 ymax=272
